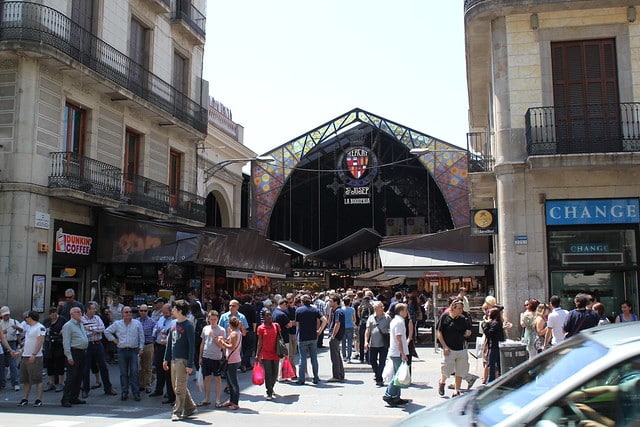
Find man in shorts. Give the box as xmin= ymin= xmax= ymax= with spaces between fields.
xmin=437 ymin=299 xmax=472 ymax=397
xmin=17 ymin=311 xmax=46 ymax=407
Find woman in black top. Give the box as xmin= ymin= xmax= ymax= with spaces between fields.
xmin=482 ymin=307 xmax=505 ymax=383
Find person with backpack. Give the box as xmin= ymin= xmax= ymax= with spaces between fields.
xmin=357 ymin=293 xmax=374 ymax=363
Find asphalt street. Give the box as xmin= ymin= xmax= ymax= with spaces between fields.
xmin=0 ymin=342 xmax=483 ymax=427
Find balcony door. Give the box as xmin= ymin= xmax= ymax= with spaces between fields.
xmin=124 ymin=130 xmax=140 ymax=195
xmin=169 ymin=150 xmax=181 ymax=208
xmin=129 ymin=17 xmax=149 ymax=92
xmin=71 ymin=0 xmax=94 ymax=57
xmin=62 ymin=103 xmax=86 ymax=183
xmin=551 ymin=39 xmax=621 ymax=153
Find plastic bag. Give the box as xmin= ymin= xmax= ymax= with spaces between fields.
xmin=196 ymin=367 xmax=204 ymax=392
xmin=392 ymin=361 xmax=411 ymax=387
xmin=252 ymin=361 xmax=265 ymax=385
xmin=281 ymin=356 xmax=296 ymax=379
xmin=382 ymin=358 xmax=395 ymax=384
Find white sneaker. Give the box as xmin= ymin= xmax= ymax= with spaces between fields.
xmin=14 ymin=384 xmax=20 ymax=391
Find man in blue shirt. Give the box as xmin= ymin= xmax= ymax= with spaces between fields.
xmin=104 ymin=306 xmax=144 ymax=401
xmin=327 ymin=295 xmax=345 ymax=382
xmin=295 ymin=295 xmax=327 ymax=384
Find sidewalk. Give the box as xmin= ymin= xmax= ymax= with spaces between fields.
xmin=1 ymin=342 xmax=482 ymax=425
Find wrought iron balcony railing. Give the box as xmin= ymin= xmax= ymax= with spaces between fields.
xmin=49 ymin=152 xmax=205 ymax=222
xmin=0 ymin=1 xmax=207 ymax=133
xmin=173 ymin=189 xmax=206 ymax=222
xmin=49 ymin=151 xmax=122 ymax=199
xmin=525 ymin=103 xmax=640 ymax=156
xmin=171 ymin=0 xmax=206 ymax=39
xmin=122 ymin=173 xmax=170 ymax=214
xmin=467 ymin=131 xmax=495 ymax=172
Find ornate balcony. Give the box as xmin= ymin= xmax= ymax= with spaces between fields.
xmin=0 ymin=1 xmax=207 ymax=133
xmin=171 ymin=0 xmax=206 ymax=43
xmin=49 ymin=152 xmax=122 ymax=199
xmin=49 ymin=152 xmax=205 ymax=222
xmin=467 ymin=131 xmax=495 ymax=172
xmin=525 ymin=103 xmax=640 ymax=156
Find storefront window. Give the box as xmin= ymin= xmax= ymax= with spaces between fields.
xmin=548 ymin=228 xmax=639 ymax=320
xmin=548 ymin=229 xmax=636 ymax=267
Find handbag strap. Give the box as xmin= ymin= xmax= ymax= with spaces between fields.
xmin=227 ymin=331 xmax=240 ymax=357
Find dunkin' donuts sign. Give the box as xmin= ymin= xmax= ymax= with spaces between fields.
xmin=55 ymin=227 xmax=93 ymax=255
xmin=52 ymin=220 xmax=94 ymax=264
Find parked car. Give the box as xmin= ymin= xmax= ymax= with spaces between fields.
xmin=394 ymin=322 xmax=640 ymax=427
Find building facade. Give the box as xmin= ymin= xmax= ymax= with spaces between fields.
xmin=465 ymin=0 xmax=640 ymax=329
xmin=0 ymin=0 xmax=216 ymax=312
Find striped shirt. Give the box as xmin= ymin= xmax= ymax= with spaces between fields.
xmin=81 ymin=314 xmax=105 ymax=342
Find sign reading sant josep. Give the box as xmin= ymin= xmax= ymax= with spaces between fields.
xmin=337 ymin=146 xmax=378 ymax=205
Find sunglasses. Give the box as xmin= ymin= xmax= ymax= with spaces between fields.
xmin=139 ymin=309 xmax=148 ymax=312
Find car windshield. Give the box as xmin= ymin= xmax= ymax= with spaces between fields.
xmin=476 ymin=336 xmax=609 ymax=425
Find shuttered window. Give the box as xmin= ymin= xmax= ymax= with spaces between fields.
xmin=551 ymin=39 xmax=621 ymax=153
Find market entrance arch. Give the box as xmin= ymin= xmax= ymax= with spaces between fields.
xmin=250 ymin=108 xmax=471 ymax=251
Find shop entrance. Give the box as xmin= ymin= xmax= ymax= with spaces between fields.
xmin=550 ymin=270 xmax=639 ymax=320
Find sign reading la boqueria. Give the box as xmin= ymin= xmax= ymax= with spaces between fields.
xmin=337 ymin=146 xmax=378 ymax=205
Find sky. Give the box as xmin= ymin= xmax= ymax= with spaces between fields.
xmin=203 ymin=1 xmax=468 ymax=156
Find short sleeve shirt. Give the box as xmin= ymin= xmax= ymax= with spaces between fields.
xmin=23 ymin=322 xmax=46 ymax=356
xmin=201 ymin=324 xmax=225 ymax=360
xmin=295 ymin=304 xmax=321 ymax=342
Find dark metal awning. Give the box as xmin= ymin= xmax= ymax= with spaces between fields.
xmin=97 ymin=212 xmax=290 ymax=275
xmin=379 ymin=226 xmax=490 ymax=278
xmin=274 ymin=240 xmax=314 ymax=257
xmin=305 ymin=228 xmax=382 ymax=262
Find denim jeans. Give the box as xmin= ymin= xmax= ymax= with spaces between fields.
xmin=369 ymin=346 xmax=388 ymax=382
xmin=341 ymin=328 xmax=354 ymax=360
xmin=297 ymin=339 xmax=319 ymax=383
xmin=82 ymin=341 xmax=113 ymax=393
xmin=384 ymin=356 xmax=402 ymax=399
xmin=117 ymin=348 xmax=140 ymax=396
xmin=0 ymin=352 xmax=5 ymax=389
xmin=226 ymin=362 xmax=240 ymax=405
xmin=8 ymin=341 xmax=19 ymax=386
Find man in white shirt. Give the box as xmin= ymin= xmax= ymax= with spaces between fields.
xmin=544 ymin=295 xmax=569 ymax=349
xmin=1 ymin=306 xmax=23 ymax=391
xmin=17 ymin=311 xmax=46 ymax=407
xmin=382 ymin=303 xmax=410 ymax=407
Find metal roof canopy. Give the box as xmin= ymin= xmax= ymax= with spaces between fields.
xmin=305 ymin=228 xmax=382 ymax=262
xmin=379 ymin=226 xmax=491 ymax=278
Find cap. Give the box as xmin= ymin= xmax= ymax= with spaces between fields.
xmin=154 ymin=297 xmax=167 ymax=304
xmin=0 ymin=306 xmax=9 ymax=316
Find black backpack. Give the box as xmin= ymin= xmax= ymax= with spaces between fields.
xmin=358 ymin=300 xmax=373 ymax=325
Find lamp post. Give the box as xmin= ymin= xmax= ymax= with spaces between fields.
xmin=203 ymin=155 xmax=275 ymax=182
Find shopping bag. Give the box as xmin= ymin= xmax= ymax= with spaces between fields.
xmin=281 ymin=356 xmax=296 ymax=379
xmin=382 ymin=358 xmax=395 ymax=383
xmin=196 ymin=367 xmax=204 ymax=392
xmin=252 ymin=361 xmax=265 ymax=385
xmin=392 ymin=361 xmax=411 ymax=387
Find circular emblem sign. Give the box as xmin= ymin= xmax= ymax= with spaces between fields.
xmin=336 ymin=146 xmax=378 ymax=187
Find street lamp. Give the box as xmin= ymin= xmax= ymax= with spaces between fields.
xmin=203 ymin=155 xmax=275 ymax=182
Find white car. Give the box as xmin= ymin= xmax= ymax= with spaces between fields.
xmin=394 ymin=322 xmax=640 ymax=427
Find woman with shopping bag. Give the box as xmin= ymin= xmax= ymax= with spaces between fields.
xmin=216 ymin=317 xmax=242 ymax=410
xmin=382 ymin=303 xmax=410 ymax=407
xmin=255 ymin=311 xmax=280 ymax=400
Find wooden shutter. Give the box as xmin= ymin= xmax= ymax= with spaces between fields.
xmin=551 ymin=39 xmax=620 ymax=153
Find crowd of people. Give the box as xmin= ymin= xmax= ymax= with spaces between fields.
xmin=1 ymin=286 xmax=637 ymax=420
xmin=478 ymin=292 xmax=638 ymax=387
